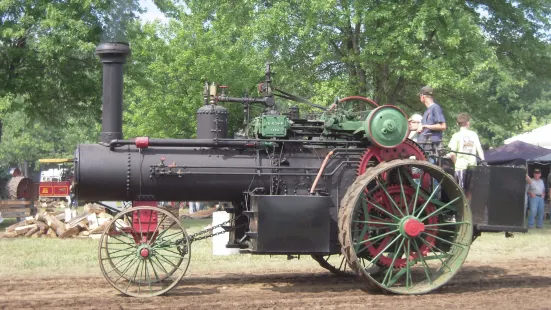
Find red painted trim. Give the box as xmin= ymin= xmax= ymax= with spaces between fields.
xmin=338 ymin=96 xmax=379 ymax=108
xmin=135 ymin=137 xmax=149 ymax=149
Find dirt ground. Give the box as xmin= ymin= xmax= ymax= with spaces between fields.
xmin=1 ymin=258 xmax=551 ymax=310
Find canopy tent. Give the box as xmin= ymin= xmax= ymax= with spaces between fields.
xmin=531 ymin=152 xmax=551 ymax=163
xmin=527 ymin=151 xmax=551 ymax=178
xmin=504 ymin=124 xmax=551 ymax=149
xmin=485 ymin=140 xmax=551 ymax=166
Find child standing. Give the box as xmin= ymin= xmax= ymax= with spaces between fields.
xmin=447 ymin=113 xmax=485 ymax=189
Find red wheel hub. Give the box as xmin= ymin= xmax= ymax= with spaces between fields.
xmin=403 ymin=219 xmax=425 ymax=237
xmin=140 ymin=248 xmax=149 ymax=258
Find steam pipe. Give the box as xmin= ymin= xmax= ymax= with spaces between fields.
xmin=108 ymin=137 xmax=366 ymax=148
xmin=215 ymin=95 xmax=273 ymax=105
xmin=95 ymin=42 xmax=131 ymax=144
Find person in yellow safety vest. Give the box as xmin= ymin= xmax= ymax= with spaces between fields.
xmin=447 ymin=112 xmax=485 ymax=190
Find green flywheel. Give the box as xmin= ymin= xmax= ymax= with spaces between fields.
xmin=364 ymin=106 xmax=409 ymax=148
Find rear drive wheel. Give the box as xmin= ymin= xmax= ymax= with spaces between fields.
xmin=339 ymin=159 xmax=472 ymax=294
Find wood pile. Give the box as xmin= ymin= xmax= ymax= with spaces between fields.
xmin=38 ymin=197 xmax=69 ymax=212
xmin=1 ymin=203 xmax=113 ymax=239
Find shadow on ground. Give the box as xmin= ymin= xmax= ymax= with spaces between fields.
xmin=162 ymin=264 xmax=551 ymax=297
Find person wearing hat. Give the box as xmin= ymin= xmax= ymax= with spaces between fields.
xmin=416 ymin=86 xmax=447 ymax=152
xmin=525 ymin=168 xmax=545 ymax=228
xmin=408 ymin=113 xmax=423 ymax=142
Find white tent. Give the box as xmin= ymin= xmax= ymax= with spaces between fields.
xmin=504 ymin=124 xmax=551 ymax=149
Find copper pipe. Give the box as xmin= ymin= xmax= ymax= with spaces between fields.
xmin=309 ymin=150 xmax=335 ymax=194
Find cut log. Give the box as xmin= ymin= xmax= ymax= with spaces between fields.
xmin=55 ymin=213 xmax=66 ymax=222
xmin=35 ymin=221 xmax=48 ymax=236
xmin=14 ymin=224 xmax=37 ymax=236
xmin=2 ymin=231 xmax=18 ymax=238
xmin=77 ymin=221 xmax=88 ymax=231
xmin=67 ymin=212 xmax=90 ymax=229
xmin=84 ymin=203 xmax=106 ymax=215
xmin=5 ymin=220 xmax=26 ymax=232
xmin=43 ymin=214 xmax=66 ymax=236
xmin=35 ymin=212 xmax=48 ymax=223
xmin=46 ymin=228 xmax=57 ymax=238
xmin=59 ymin=226 xmax=80 ymax=239
xmin=90 ymin=219 xmax=112 ymax=234
xmin=24 ymin=226 xmax=39 ymax=237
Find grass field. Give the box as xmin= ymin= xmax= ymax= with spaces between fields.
xmin=1 ymin=215 xmax=550 ymax=278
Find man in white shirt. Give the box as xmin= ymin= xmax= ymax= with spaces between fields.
xmin=447 ymin=113 xmax=485 ymax=190
xmin=526 ymin=168 xmax=545 ymax=228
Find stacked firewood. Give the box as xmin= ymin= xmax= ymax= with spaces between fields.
xmin=2 ymin=203 xmax=113 ymax=239
xmin=38 ymin=198 xmax=69 ymax=212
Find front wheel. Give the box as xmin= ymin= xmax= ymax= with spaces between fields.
xmin=98 ymin=206 xmax=191 ymax=297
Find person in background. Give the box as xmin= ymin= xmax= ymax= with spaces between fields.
xmin=447 ymin=112 xmax=485 ymax=190
xmin=194 ymin=201 xmax=202 ymax=212
xmin=547 ymin=171 xmax=551 ymax=203
xmin=526 ymin=168 xmax=545 ymax=229
xmin=416 ymin=86 xmax=447 ymax=203
xmin=408 ymin=113 xmax=423 ymax=142
xmin=416 ymin=86 xmax=447 ymax=154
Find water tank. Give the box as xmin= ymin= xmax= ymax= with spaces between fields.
xmin=196 ymin=104 xmax=229 ymax=139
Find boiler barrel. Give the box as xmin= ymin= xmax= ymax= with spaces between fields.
xmin=74 ymin=144 xmax=325 ymax=202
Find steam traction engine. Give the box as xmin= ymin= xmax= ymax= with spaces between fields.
xmin=74 ymin=42 xmax=527 ymax=297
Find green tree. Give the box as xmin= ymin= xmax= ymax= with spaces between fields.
xmin=0 ymin=0 xmax=143 ymax=122
xmin=146 ymin=0 xmax=551 ymax=147
xmin=0 ymin=108 xmax=99 ymax=173
xmin=0 ymin=0 xmax=144 ymax=167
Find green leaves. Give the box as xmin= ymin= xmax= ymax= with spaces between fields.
xmin=1 ymin=0 xmax=551 ymax=171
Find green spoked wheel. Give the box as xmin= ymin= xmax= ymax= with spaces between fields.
xmin=98 ymin=206 xmax=191 ymax=297
xmin=339 ymin=159 xmax=472 ymax=294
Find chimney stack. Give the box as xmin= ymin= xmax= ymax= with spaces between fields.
xmin=95 ymin=42 xmax=131 ymax=144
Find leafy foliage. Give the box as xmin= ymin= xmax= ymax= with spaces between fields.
xmin=1 ymin=0 xmax=551 ymax=170
xmin=144 ymin=0 xmax=551 ymax=147
xmin=0 ymin=0 xmax=141 ymax=169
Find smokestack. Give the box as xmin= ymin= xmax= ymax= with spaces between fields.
xmin=95 ymin=42 xmax=131 ymax=144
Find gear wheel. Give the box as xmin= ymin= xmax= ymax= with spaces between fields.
xmin=354 ymin=184 xmax=439 ymax=268
xmin=356 ymin=139 xmax=426 ymax=176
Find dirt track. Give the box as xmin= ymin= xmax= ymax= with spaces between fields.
xmin=1 ymin=259 xmax=551 ymax=309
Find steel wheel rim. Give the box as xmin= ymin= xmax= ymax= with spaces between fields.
xmin=98 ymin=206 xmax=191 ymax=297
xmin=341 ymin=159 xmax=472 ymax=294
